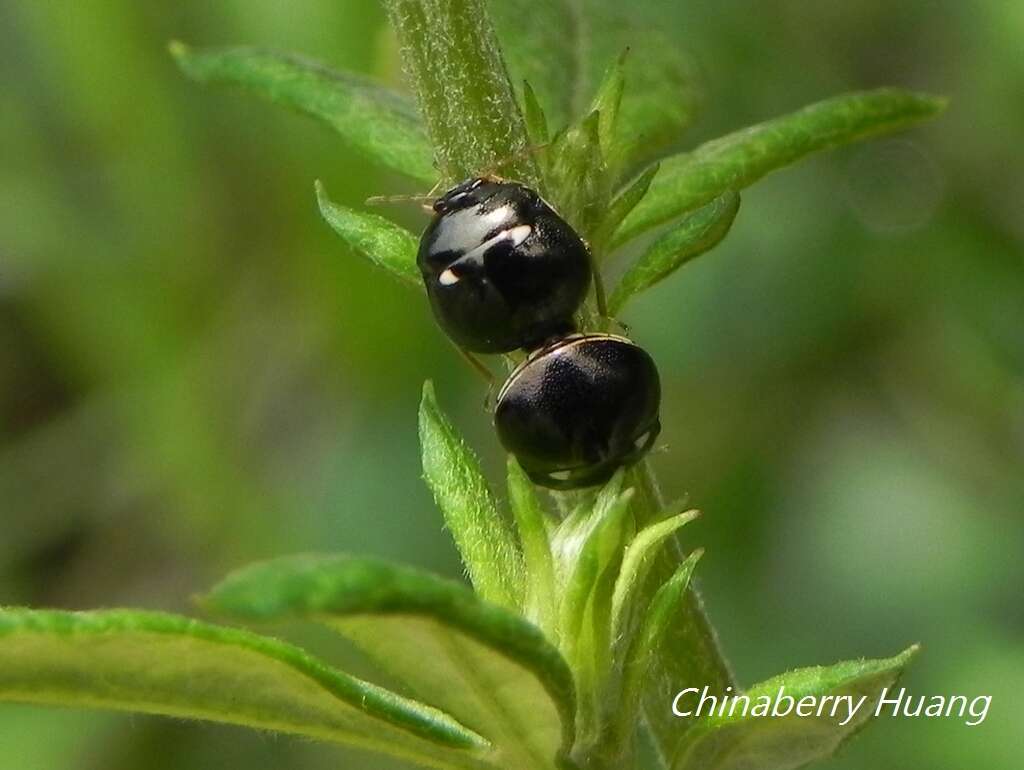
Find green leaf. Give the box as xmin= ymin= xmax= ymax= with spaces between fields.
xmin=549 ymin=111 xmax=607 ymax=237
xmin=493 ymin=3 xmax=701 ymax=173
xmin=610 ymin=508 xmax=701 ymax=641
xmin=0 ymin=608 xmax=488 ymax=769
xmin=617 ymin=88 xmax=947 ymax=244
xmin=589 ymin=50 xmax=628 ymax=163
xmin=419 ymin=381 xmax=524 ymax=609
xmin=623 ymin=464 xmax=735 ymax=762
xmin=551 ymin=473 xmax=635 ymax=741
xmin=169 ymin=42 xmax=435 ymax=183
xmin=592 ymin=162 xmax=660 ymax=255
xmin=671 ymin=646 xmax=920 ymax=770
xmin=610 ymin=550 xmax=703 ymax=758
xmin=521 ymin=81 xmax=553 ymax=189
xmin=487 ymin=0 xmax=577 ymax=132
xmin=507 ymin=457 xmax=557 ymax=634
xmin=315 ymin=181 xmax=421 ymax=286
xmin=522 ymin=81 xmax=551 ymax=147
xmin=383 ymin=0 xmax=538 ymax=186
xmin=576 ymin=3 xmax=702 ymax=173
xmin=609 ymin=191 xmax=741 ymax=313
xmin=642 ymin=575 xmax=736 ymax=761
xmin=205 ymin=555 xmax=576 ymax=770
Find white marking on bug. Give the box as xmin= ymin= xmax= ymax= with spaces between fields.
xmin=462 ymin=223 xmax=534 ymax=263
xmin=439 ymin=268 xmax=461 ymax=286
xmin=481 ymin=204 xmax=514 ymax=226
xmin=506 ymin=224 xmax=532 ymax=246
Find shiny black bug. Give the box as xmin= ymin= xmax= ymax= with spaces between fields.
xmin=417 ymin=177 xmax=592 ymax=353
xmin=494 ymin=334 xmax=662 ymax=490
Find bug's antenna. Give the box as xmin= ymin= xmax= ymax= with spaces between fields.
xmin=366 ymin=178 xmax=446 ymax=208
xmin=365 ymin=193 xmax=437 ymax=206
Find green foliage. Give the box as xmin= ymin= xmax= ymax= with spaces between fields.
xmin=612 ymin=549 xmax=703 ymax=758
xmin=489 ymin=1 xmax=702 ymax=174
xmin=170 ymin=42 xmax=435 ymax=182
xmin=205 ymin=555 xmax=576 ymax=770
xmin=589 ymin=51 xmax=628 ymax=164
xmin=0 ymin=2 xmax=948 ymax=770
xmin=615 ymin=89 xmax=948 ymax=244
xmin=521 ymin=81 xmax=551 ymax=148
xmin=591 ymin=162 xmax=660 ymax=254
xmin=507 ymin=457 xmax=558 ymax=631
xmin=672 ymin=647 xmax=919 ymax=770
xmin=610 ymin=191 xmax=741 ymax=313
xmin=419 ymin=381 xmax=523 ymax=609
xmin=0 ymin=608 xmax=487 ymax=769
xmin=552 ymin=475 xmax=635 ymax=739
xmin=548 ymin=110 xmax=608 ymax=236
xmin=611 ymin=507 xmax=701 ymax=640
xmin=315 ymin=180 xmax=421 ymax=286
xmin=486 ymin=0 xmax=576 ymax=132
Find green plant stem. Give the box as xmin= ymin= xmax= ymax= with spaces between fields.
xmin=383 ymin=0 xmax=539 ymax=187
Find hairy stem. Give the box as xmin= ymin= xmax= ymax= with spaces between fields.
xmin=383 ymin=0 xmax=539 ymax=187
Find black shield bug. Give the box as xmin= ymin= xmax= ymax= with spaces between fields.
xmin=417 ymin=177 xmax=592 ymax=353
xmin=494 ymin=333 xmax=662 ymax=489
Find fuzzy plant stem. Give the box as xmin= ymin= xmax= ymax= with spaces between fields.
xmin=383 ymin=0 xmax=540 ymax=188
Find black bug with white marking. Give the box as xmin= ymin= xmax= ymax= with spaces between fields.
xmin=495 ymin=333 xmax=662 ymax=490
xmin=417 ymin=177 xmax=592 ymax=353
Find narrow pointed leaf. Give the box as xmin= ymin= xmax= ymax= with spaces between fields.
xmin=550 ymin=471 xmax=626 ymax=588
xmin=170 ymin=42 xmax=435 ymax=183
xmin=553 ymin=476 xmax=630 ymax=649
xmin=522 ymin=81 xmax=551 ymax=147
xmin=490 ymin=1 xmax=699 ymax=168
xmin=623 ymin=465 xmax=735 ymax=759
xmin=0 ymin=608 xmax=488 ymax=769
xmin=551 ymin=473 xmax=634 ymax=737
xmin=206 ymin=555 xmax=575 ymax=770
xmin=642 ymin=569 xmax=736 ymax=759
xmin=590 ymin=51 xmax=628 ymax=162
xmin=419 ymin=382 xmax=524 ymax=608
xmin=611 ymin=508 xmax=700 ymax=640
xmin=593 ymin=163 xmax=660 ymax=254
xmin=672 ymin=647 xmax=919 ymax=770
xmin=609 ymin=191 xmax=740 ymax=313
xmin=549 ymin=111 xmax=606 ymax=236
xmin=488 ymin=0 xmax=576 ymax=131
xmin=507 ymin=457 xmax=557 ymax=632
xmin=383 ymin=0 xmax=538 ymax=186
xmin=610 ymin=550 xmax=703 ymax=757
xmin=576 ymin=3 xmax=702 ymax=172
xmin=315 ymin=181 xmax=421 ymax=286
xmin=521 ymin=81 xmax=552 ymax=186
xmin=617 ymin=89 xmax=947 ymax=243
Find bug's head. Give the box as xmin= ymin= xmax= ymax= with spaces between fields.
xmin=433 ymin=176 xmax=508 ymax=214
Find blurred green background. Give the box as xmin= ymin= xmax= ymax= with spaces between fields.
xmin=1 ymin=1 xmax=1021 ymax=768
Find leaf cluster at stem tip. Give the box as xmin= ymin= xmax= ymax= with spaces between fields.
xmin=170 ymin=24 xmax=945 ymax=317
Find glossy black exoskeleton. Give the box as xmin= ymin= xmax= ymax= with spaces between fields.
xmin=417 ymin=177 xmax=592 ymax=353
xmin=495 ymin=334 xmax=662 ymax=489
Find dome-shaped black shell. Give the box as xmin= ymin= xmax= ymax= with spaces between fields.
xmin=495 ymin=334 xmax=662 ymax=489
xmin=417 ymin=178 xmax=591 ymax=353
